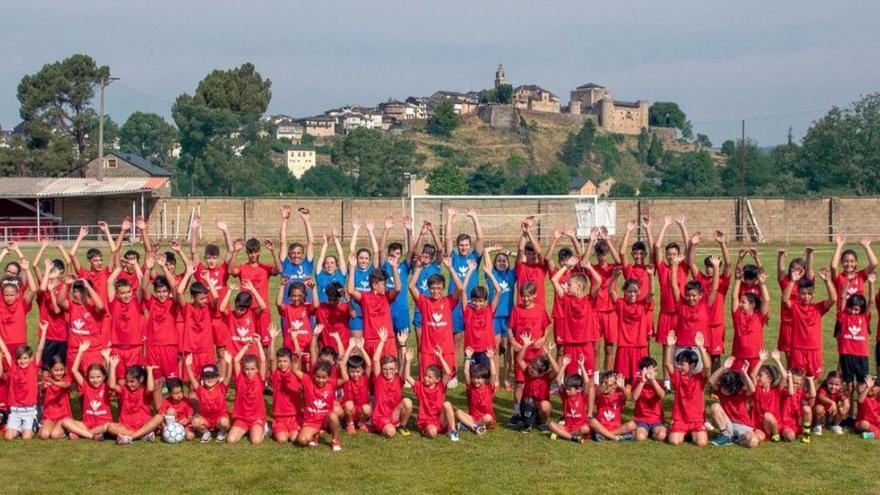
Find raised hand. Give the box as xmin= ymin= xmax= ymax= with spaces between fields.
xmin=263 ymin=239 xmax=275 ymax=251
xmin=215 ymin=218 xmax=228 ymax=231
xmin=384 ymin=216 xmax=395 ymax=230
xmin=723 ymin=356 xmax=736 ymax=369
xmin=486 ymin=348 xmax=495 ymax=360
xmin=626 ymin=219 xmax=637 ymax=232
xmin=447 ymin=205 xmax=457 ymax=217
xmin=464 ymin=347 xmax=474 ymax=359
xmin=281 ymin=205 xmax=291 ymax=220
xmin=694 ymin=332 xmax=705 ymax=348
xmin=759 ymin=348 xmax=769 ymax=361
xmin=313 ymin=323 xmax=324 ymax=336
xmin=666 ymin=331 xmax=677 ymax=347
xmin=403 ymin=216 xmax=414 ymax=231
xmin=770 ymin=349 xmax=781 ymax=361
xmin=836 ymin=234 xmax=846 ymax=247
xmin=465 ymin=207 xmax=477 ymax=219
xmin=298 ymin=207 xmax=310 ymax=220
xmin=268 ymin=324 xmax=281 ymax=341
xmin=561 ymin=355 xmax=572 ymax=368
xmin=378 ymin=328 xmax=387 ymax=342
xmin=365 ymin=220 xmax=375 ymax=233
xmin=396 ymin=331 xmax=408 ymax=347
xmin=818 ymin=267 xmax=830 ymax=281
xmin=709 ymin=255 xmax=721 ymax=268
xmin=714 ymin=230 xmax=725 ymax=243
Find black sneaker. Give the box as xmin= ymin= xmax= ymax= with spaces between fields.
xmin=521 ymin=425 xmax=532 ymax=434
xmin=506 ymin=414 xmax=523 ymax=427
xmin=538 ymin=423 xmax=550 ymax=433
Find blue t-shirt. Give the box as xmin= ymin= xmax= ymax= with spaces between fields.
xmin=383 ymin=260 xmax=410 ymax=315
xmin=282 ymin=257 xmax=315 ymax=303
xmin=349 ymin=266 xmax=373 ymax=318
xmin=488 ymin=268 xmax=516 ymax=318
xmin=449 ymin=251 xmax=482 ymax=295
xmin=315 ymin=269 xmax=346 ymax=303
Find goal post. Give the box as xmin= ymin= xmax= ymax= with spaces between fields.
xmin=409 ymin=195 xmax=613 ymax=246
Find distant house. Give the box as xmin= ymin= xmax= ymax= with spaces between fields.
xmin=513 ymin=85 xmax=561 ymax=113
xmin=270 ymin=119 xmax=304 ymax=142
xmin=83 ymin=151 xmax=172 ymax=180
xmin=297 ymin=116 xmax=335 ymax=137
xmin=429 ymin=91 xmax=479 ymax=115
xmin=285 ymin=145 xmax=316 ymax=179
xmin=404 ymin=97 xmax=430 ymax=119
xmin=379 ymin=99 xmax=422 ymax=122
xmin=327 ymin=106 xmax=385 ymax=134
xmin=569 ymin=176 xmax=615 ymax=197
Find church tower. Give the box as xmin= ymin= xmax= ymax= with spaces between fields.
xmin=495 ymin=64 xmax=507 ymax=88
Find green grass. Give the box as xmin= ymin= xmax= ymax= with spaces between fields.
xmin=1 ymin=242 xmax=878 ymax=495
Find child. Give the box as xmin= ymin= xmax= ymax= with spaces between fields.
xmin=460 ymin=260 xmax=502 ymax=370
xmin=38 ymin=324 xmax=72 ymax=440
xmin=590 ymin=228 xmax=622 ymax=372
xmin=156 ymin=376 xmax=195 ymax=441
xmin=506 ymin=282 xmax=551 ymax=426
xmin=515 ymin=334 xmax=558 ymax=433
xmin=632 ymin=357 xmax=667 ymax=442
xmin=408 ymin=256 xmax=462 ymax=384
xmin=589 ymin=371 xmax=636 ymax=441
xmin=227 ymin=339 xmax=268 ymax=444
xmin=314 ymin=281 xmax=351 ymax=351
xmin=371 ymin=331 xmax=412 ymax=437
xmin=267 ymin=325 xmax=302 ymax=443
xmin=776 ymin=248 xmax=814 ymax=362
xmin=107 ymin=265 xmax=145 ymax=381
xmin=856 ymin=374 xmax=880 ymax=439
xmin=688 ymin=231 xmax=732 ymax=370
xmin=292 ymin=350 xmax=343 ymax=451
xmin=0 ymin=258 xmax=37 ymax=358
xmin=749 ymin=349 xmax=785 ymax=442
xmin=731 ymin=269 xmax=770 ymax=371
xmin=545 ymin=226 xmax=577 ymax=350
xmin=836 ymin=277 xmax=870 ymax=397
xmin=315 ymin=227 xmax=348 ymax=303
xmin=339 ymin=337 xmax=371 ymax=434
xmin=57 ymin=276 xmax=106 ymax=374
xmin=618 ymin=218 xmax=652 ymax=300
xmin=552 ymin=250 xmax=601 ymax=375
xmin=69 ymin=222 xmax=116 ymax=304
xmin=708 ymin=357 xmax=759 ymax=448
xmin=779 ymin=367 xmax=816 ymax=443
xmin=664 ymin=331 xmax=711 ymax=447
xmin=280 ymin=205 xmax=316 ymax=297
xmin=735 ymin=249 xmax=764 ymax=299
xmin=813 ymin=371 xmax=850 ymax=436
xmin=177 ymin=265 xmax=219 ymax=372
xmin=782 ymin=267 xmax=836 ymax=378
xmin=278 ymin=281 xmax=314 ymax=367
xmin=610 ymin=265 xmax=654 ymax=382
xmin=652 ymin=215 xmax=689 ymax=388
xmin=670 ymin=254 xmax=720 ymax=373
xmin=0 ymin=339 xmax=40 ymax=440
xmin=106 ymin=359 xmax=164 ymax=444
xmin=36 ymin=251 xmax=71 ymax=368
xmin=230 ymin=236 xmax=281 ymax=349
xmin=190 ymin=216 xmax=234 ymax=360
xmin=141 ymin=254 xmax=180 ymax=381
xmin=60 ymin=342 xmax=112 ymax=440
xmin=349 ymin=253 xmax=401 ymax=362
xmin=830 ymin=234 xmax=877 ymax=315
xmin=515 ymin=217 xmax=548 ymax=309
xmin=456 ymin=347 xmax=497 ymax=434
xmin=219 ymin=280 xmax=266 ymax=369
xmin=346 ymin=219 xmax=381 ymax=336
xmin=185 ymin=353 xmax=232 ymax=443
xmin=547 ymin=355 xmax=590 ymax=443
xmin=444 ymin=206 xmax=485 ymax=357
xmin=404 ymin=344 xmax=459 ymax=441
xmin=379 ymin=217 xmax=413 ymax=347
xmin=483 ymin=244 xmax=516 ymax=389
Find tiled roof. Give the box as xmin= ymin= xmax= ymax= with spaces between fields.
xmin=0 ymin=177 xmax=169 ymax=198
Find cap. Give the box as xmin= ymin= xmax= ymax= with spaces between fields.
xmin=200 ymin=364 xmax=220 ymax=379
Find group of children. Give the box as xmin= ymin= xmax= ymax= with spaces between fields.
xmin=0 ymin=206 xmax=878 ymax=450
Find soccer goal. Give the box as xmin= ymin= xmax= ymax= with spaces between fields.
xmin=409 ymin=195 xmax=612 ymax=245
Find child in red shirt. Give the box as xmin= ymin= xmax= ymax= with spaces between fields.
xmin=830 ymin=234 xmax=877 ymax=315
xmin=632 ymin=357 xmax=667 ymax=442
xmin=776 ymin=248 xmax=814 ymax=360
xmin=552 ymin=248 xmax=601 ymax=376
xmin=455 ymin=347 xmax=497 ymax=434
xmin=836 ymin=278 xmax=870 ymax=394
xmin=350 ymin=255 xmax=401 ymax=361
xmin=546 ymin=226 xmax=582 ymax=346
xmin=782 ymin=268 xmax=836 ymax=378
xmin=69 ymin=222 xmax=116 ymax=305
xmin=230 ymin=237 xmax=282 ymax=348
xmin=507 ymin=282 xmax=551 ymax=424
xmin=515 ymin=216 xmax=548 ymax=308
xmin=228 ymin=339 xmax=268 ymax=444
xmin=547 ymin=354 xmax=590 ymax=443
xmin=408 ymin=256 xmax=461 ymax=383
xmin=610 ymin=265 xmax=654 ymax=382
xmin=156 ymin=376 xmax=195 ymax=441
xmin=670 ymin=254 xmax=719 ymax=374
xmin=730 ymin=270 xmax=770 ymax=371
xmin=460 ymin=261 xmax=502 ymax=371
xmin=589 ymin=229 xmax=621 ymax=372
xmin=857 ymin=374 xmax=880 ymax=438
xmin=687 ymin=231 xmax=732 ymax=371
xmin=813 ymin=371 xmax=850 ymax=436
xmin=277 ymin=281 xmax=315 ymax=366
xmin=184 ymin=352 xmax=232 ymax=443
xmin=618 ymin=218 xmax=652 ymax=301
xmin=0 ymin=258 xmax=36 ymax=351
xmin=404 ymin=344 xmax=459 ymax=441
xmin=664 ymin=330 xmax=711 ymax=447
xmin=106 ymin=358 xmax=164 ymax=444
xmin=38 ymin=332 xmax=73 ymax=440
xmin=58 ymin=276 xmax=106 ymax=375
xmin=651 ymin=215 xmax=689 ymax=388
xmin=292 ymin=353 xmax=343 ymax=451
xmin=177 ymin=266 xmax=219 ymax=373
xmin=339 ymin=336 xmax=371 ymax=434
xmin=589 ymin=370 xmax=636 ymax=442
xmin=60 ymin=342 xmax=113 ymax=440
xmin=0 ymin=339 xmax=39 ymax=441
xmin=371 ymin=333 xmax=413 ymax=437
xmin=314 ymin=281 xmax=352 ymax=351
xmin=748 ymin=349 xmax=785 ymax=442
xmin=107 ymin=267 xmax=145 ymax=382
xmin=190 ymin=216 xmax=235 ymax=356
xmin=267 ymin=327 xmax=302 ymax=443
xmin=779 ymin=367 xmax=816 ymax=443
xmin=514 ymin=334 xmax=558 ymax=432
xmin=708 ymin=357 xmax=759 ymax=448
xmin=219 ymin=280 xmax=266 ymax=373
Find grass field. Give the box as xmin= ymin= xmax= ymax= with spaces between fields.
xmin=1 ymin=242 xmax=878 ymax=495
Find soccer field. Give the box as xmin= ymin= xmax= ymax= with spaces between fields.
xmin=1 ymin=242 xmax=877 ymax=495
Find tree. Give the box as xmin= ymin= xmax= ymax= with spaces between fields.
xmin=119 ymin=112 xmax=178 ymax=168
xmin=496 ymin=84 xmax=513 ymax=104
xmin=88 ymin=114 xmax=119 ymax=159
xmin=649 ymin=101 xmax=692 ymax=139
xmin=525 ymin=165 xmax=570 ymax=195
xmin=300 ymin=165 xmax=354 ymax=196
xmin=426 ymin=100 xmax=460 ymax=137
xmin=721 ymin=138 xmax=778 ymax=196
xmin=468 ymin=162 xmax=506 ymax=194
xmin=646 ymin=134 xmax=664 ymax=167
xmin=300 ymin=133 xmax=316 ymax=147
xmin=558 ymin=120 xmax=596 ymax=174
xmin=658 ymin=151 xmax=721 ymax=196
xmin=695 ymin=133 xmax=712 ymax=149
xmin=331 ymin=128 xmax=420 ymax=196
xmin=720 ymin=139 xmax=736 ymax=157
xmin=427 ymin=160 xmax=468 ymax=195
xmin=608 ymin=182 xmax=637 ymax=197
xmin=636 ymin=127 xmax=650 ymax=164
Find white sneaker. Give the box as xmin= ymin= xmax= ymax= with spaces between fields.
xmin=200 ymin=431 xmax=212 ymax=443
xmin=831 ymin=425 xmax=844 ymax=435
xmin=215 ymin=432 xmax=227 ymax=443
xmin=812 ymin=425 xmax=823 ymax=436
xmin=448 ymin=377 xmax=458 ymax=389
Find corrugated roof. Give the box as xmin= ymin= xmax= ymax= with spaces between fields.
xmin=108 ymin=151 xmax=172 ymax=177
xmin=0 ymin=177 xmax=168 ymax=199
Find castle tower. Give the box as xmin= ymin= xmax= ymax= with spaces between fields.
xmin=495 ymin=64 xmax=507 ymax=88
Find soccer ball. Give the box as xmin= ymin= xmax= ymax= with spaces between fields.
xmin=162 ymin=416 xmax=186 ymax=444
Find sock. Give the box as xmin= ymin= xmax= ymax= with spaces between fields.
xmin=513 ymin=403 xmax=521 ymax=415
xmin=803 ymin=422 xmax=811 ymax=436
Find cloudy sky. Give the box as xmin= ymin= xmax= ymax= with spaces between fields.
xmin=2 ymin=0 xmax=878 ymax=145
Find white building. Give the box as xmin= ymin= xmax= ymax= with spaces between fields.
xmin=285 ymin=145 xmax=316 ymax=179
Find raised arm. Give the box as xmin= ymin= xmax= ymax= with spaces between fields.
xmin=442 ymin=255 xmax=464 ymax=303
xmin=466 ymin=208 xmax=485 ymax=257
xmin=830 ymin=234 xmax=845 ymax=278
xmin=619 ymin=220 xmax=637 ymax=268
xmin=483 ymin=263 xmax=502 ymax=311
xmin=365 ymin=221 xmax=380 ymax=270
xmin=184 ymin=353 xmax=200 ymax=391
xmin=664 ymin=332 xmax=677 ymax=376
xmin=300 ymin=208 xmax=315 ymax=261
xmin=670 ymin=254 xmax=685 ymax=302
xmin=444 ymin=205 xmax=457 ymax=256
xmin=215 ymin=218 xmax=235 ymax=264
xmin=69 ymin=226 xmax=90 ymax=272
xmin=279 ymin=205 xmax=291 ymax=261
xmin=706 ymin=255 xmax=721 ymax=307
xmin=861 ymin=236 xmax=878 ymax=273
xmin=818 ymin=267 xmax=837 ymax=310
xmin=652 ymin=216 xmax=672 ymax=266
xmin=348 ymin=220 xmax=361 ymax=260
xmin=695 ymin=332 xmax=711 ymax=378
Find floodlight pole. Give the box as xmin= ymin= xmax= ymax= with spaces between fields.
xmin=96 ymin=75 xmax=120 ymax=181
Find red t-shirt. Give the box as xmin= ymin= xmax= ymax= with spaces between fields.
xmin=594 ymin=387 xmax=626 ymax=429
xmin=752 ymin=385 xmax=781 ymax=423
xmin=622 ymin=264 xmax=651 ymax=301
xmin=144 ymin=295 xmax=179 ymax=346
xmin=117 ymin=269 xmax=141 ymax=293
xmin=463 ymin=304 xmax=495 ymax=352
xmin=737 ymin=281 xmax=761 ymax=300
xmin=278 ymin=303 xmax=314 ymax=351
xmin=372 ymin=375 xmax=403 ymax=422
xmin=590 ymin=263 xmax=618 ymax=312
xmin=558 ymin=293 xmax=596 ymax=343
xmin=414 ymin=380 xmax=446 ymax=425
xmin=8 ymin=360 xmax=38 ymax=406
xmin=415 ymin=295 xmax=455 ymax=354
xmin=717 ymin=389 xmax=752 ymax=426
xmin=837 ymin=311 xmax=870 ymax=356
xmin=675 ymin=299 xmax=709 ymax=347
xmin=316 ymin=302 xmax=351 ymax=349
xmin=236 ymin=262 xmax=274 ymax=305
xmin=656 ymin=262 xmax=688 ymax=313
xmin=78 ymin=267 xmax=110 ymax=303
xmin=81 ymin=382 xmax=112 ymax=425
xmin=301 ymin=374 xmax=337 ymax=425
xmin=467 ymin=383 xmax=495 ymax=420
xmin=66 ymin=300 xmax=106 ymax=348
xmin=117 ymin=386 xmax=153 ymax=426
xmin=196 ymin=382 xmax=228 ymax=419
xmin=38 ymin=284 xmax=67 ymax=341
xmin=0 ymin=296 xmax=32 ymax=345
xmin=181 ymin=303 xmax=215 ymax=353
xmin=342 ymin=375 xmax=370 ymax=407
xmin=159 ymin=397 xmax=194 ymax=423
xmin=360 ymin=291 xmax=395 ymax=341
xmin=781 ymin=388 xmax=807 ymax=424
xmin=695 ymin=272 xmax=730 ymax=326
xmin=509 ymin=304 xmax=550 ymax=361
xmin=195 ymin=262 xmax=230 ymax=302
xmin=549 ymin=268 xmax=571 ymax=319
xmin=670 ymin=370 xmax=706 ymax=423
xmin=732 ymin=309 xmax=768 ymax=358
xmin=233 ymin=372 xmax=267 ymax=421
xmin=515 ymin=262 xmax=548 ymax=307
xmin=818 ymin=387 xmax=845 ymax=405
xmin=856 ymin=392 xmax=880 ymax=425
xmin=42 ymin=377 xmax=72 ymax=420
xmin=560 ymin=388 xmax=588 ymax=428
xmin=225 ymin=309 xmax=260 ymax=357
xmin=633 ymin=374 xmax=664 ymax=424
xmin=835 ymin=269 xmax=868 ymax=313
xmin=270 ymin=368 xmax=302 ymax=418
xmin=109 ymin=298 xmax=144 ymax=347
xmin=615 ymin=299 xmax=651 ymax=347
xmin=523 ymin=373 xmax=552 ymax=401
xmin=790 ymin=300 xmax=832 ymax=350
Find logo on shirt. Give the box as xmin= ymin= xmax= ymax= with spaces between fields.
xmin=358 ymin=280 xmax=370 ymax=291
xmin=71 ymin=319 xmax=88 ymax=335
xmin=498 ymin=280 xmax=510 ymax=293
xmin=291 ymin=320 xmax=304 ymax=331
xmin=88 ymin=400 xmax=106 ymax=415
xmin=456 ymin=265 xmax=469 ymax=278
xmin=235 ymin=326 xmax=250 ymax=340
xmin=602 ymin=409 xmax=616 ymax=422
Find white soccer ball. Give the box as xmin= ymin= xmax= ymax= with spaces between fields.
xmin=162 ymin=419 xmax=186 ymax=444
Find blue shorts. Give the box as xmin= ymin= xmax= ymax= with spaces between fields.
xmin=493 ymin=317 xmax=509 ymax=337
xmin=349 ymin=316 xmax=364 ymax=331
xmin=451 ymin=305 xmax=465 ymax=334
xmin=468 ymin=352 xmax=491 ymax=370
xmin=413 ymin=309 xmax=423 ymax=328
xmin=391 ymin=310 xmax=410 ymax=334
xmin=635 ymin=421 xmax=665 ymax=434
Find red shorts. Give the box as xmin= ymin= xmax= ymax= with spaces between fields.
xmin=615 ymin=346 xmax=649 ymax=382
xmin=188 ymin=351 xmax=217 ymax=375
xmin=302 ymin=415 xmax=330 ymax=432
xmin=212 ymin=317 xmax=229 ymax=348
xmin=198 ymin=414 xmax=226 ymax=430
xmin=372 ymin=416 xmax=399 ymax=433
xmin=145 ymin=345 xmax=179 ymax=379
xmin=233 ymin=417 xmax=266 ymax=431
xmin=257 ymin=312 xmax=272 ymax=347
xmin=562 ymin=342 xmax=594 ymax=375
xmin=419 ymin=351 xmax=456 ymax=380
xmin=363 ymin=338 xmax=397 ymax=362
xmin=596 ymin=311 xmax=617 ymax=345
xmin=670 ymin=420 xmax=707 ymax=434
xmin=789 ymin=349 xmax=823 ymax=377
xmin=514 ymin=349 xmax=544 ymax=383
xmin=564 ymin=421 xmax=590 ymax=434
xmin=273 ymin=415 xmax=301 ymax=436
xmin=777 ymin=321 xmax=792 ymax=353
xmin=553 ymin=316 xmax=565 ymax=345
xmin=708 ymin=324 xmax=725 ymax=356
xmin=656 ymin=312 xmax=677 ymax=344
xmin=121 ymin=413 xmax=153 ymax=432
xmin=111 ymin=345 xmax=144 ymax=381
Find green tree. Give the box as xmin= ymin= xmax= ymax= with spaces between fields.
xmin=608 ymin=182 xmax=637 ymax=197
xmin=635 ymin=127 xmax=650 ymax=164
xmin=300 ymin=165 xmax=354 ymax=196
xmin=119 ymin=112 xmax=178 ymax=168
xmin=427 ymin=160 xmax=468 ymax=195
xmin=300 ymin=133 xmax=316 ymax=147
xmin=646 ymin=134 xmax=664 ymax=167
xmin=721 ymin=138 xmax=777 ymax=195
xmin=525 ymin=165 xmax=570 ymax=194
xmin=659 ymin=150 xmax=721 ymax=196
xmin=558 ymin=120 xmax=596 ymax=174
xmin=694 ymin=133 xmax=712 ymax=149
xmin=426 ymin=100 xmax=460 ymax=137
xmin=720 ymin=139 xmax=736 ymax=157
xmin=649 ymin=101 xmax=692 ymax=139
xmin=88 ymin=114 xmax=119 ymax=159
xmin=468 ymin=162 xmax=506 ymax=194
xmin=496 ymin=84 xmax=513 ymax=104
xmin=331 ymin=127 xmax=420 ymax=196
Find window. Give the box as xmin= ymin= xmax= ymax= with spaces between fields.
xmin=105 ymin=158 xmax=118 ymax=168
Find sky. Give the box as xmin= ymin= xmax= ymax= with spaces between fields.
xmin=1 ymin=0 xmax=878 ymax=146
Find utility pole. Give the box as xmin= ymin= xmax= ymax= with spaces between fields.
xmin=96 ymin=74 xmax=119 ymax=181
xmin=738 ymin=120 xmax=746 ymax=241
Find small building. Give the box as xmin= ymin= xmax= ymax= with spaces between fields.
xmin=270 ymin=120 xmax=304 ymax=142
xmin=513 ymin=85 xmax=561 ymax=113
xmin=569 ymin=177 xmax=615 ymax=197
xmin=285 ymin=145 xmax=316 ymax=179
xmin=297 ymin=116 xmax=336 ymax=137
xmin=404 ymin=97 xmax=430 ymax=119
xmin=429 ymin=91 xmax=479 ymax=115
xmin=83 ymin=151 xmax=172 ymax=181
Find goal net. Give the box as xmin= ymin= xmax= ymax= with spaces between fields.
xmin=409 ymin=195 xmax=613 ymax=245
